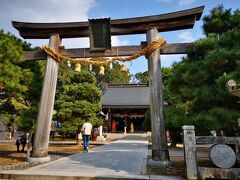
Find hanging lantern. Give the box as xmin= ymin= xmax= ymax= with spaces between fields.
xmin=75 ymin=63 xmax=81 ymax=72
xmin=120 ymin=64 xmax=127 ymax=72
xmin=89 ymin=64 xmax=93 ymax=71
xmin=99 ymin=65 xmax=105 ymax=75
xmin=67 ymin=61 xmax=71 ymax=67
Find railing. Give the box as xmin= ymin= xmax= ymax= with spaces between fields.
xmin=182 ymin=125 xmax=240 ymax=179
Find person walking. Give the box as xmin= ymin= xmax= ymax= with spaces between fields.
xmin=16 ymin=137 xmax=21 ymax=152
xmin=20 ymin=135 xmax=27 ymax=152
xmin=81 ymin=120 xmax=92 ymax=152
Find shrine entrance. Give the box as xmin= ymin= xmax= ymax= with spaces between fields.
xmin=12 ymin=6 xmax=204 ymax=165
xmin=109 ymin=109 xmax=146 ymax=133
xmin=102 ymin=83 xmax=150 ymax=133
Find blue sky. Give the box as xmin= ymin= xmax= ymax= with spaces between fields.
xmin=0 ymin=0 xmax=239 ymax=74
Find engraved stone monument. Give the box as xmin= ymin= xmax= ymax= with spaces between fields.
xmin=210 ymin=144 xmax=236 ymax=168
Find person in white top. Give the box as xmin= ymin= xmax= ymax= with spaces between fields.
xmin=81 ymin=121 xmax=92 ymax=152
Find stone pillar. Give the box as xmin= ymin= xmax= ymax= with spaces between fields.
xmin=108 ymin=112 xmax=112 ymax=132
xmin=124 ymin=114 xmax=127 ymax=134
xmin=31 ymin=34 xmax=60 ymax=161
xmin=130 ymin=122 xmax=134 ymax=133
xmin=97 ymin=125 xmax=106 ymax=141
xmin=99 ymin=126 xmax=103 ymax=137
xmin=182 ymin=125 xmax=198 ymax=179
xmin=147 ymin=28 xmax=170 ymax=166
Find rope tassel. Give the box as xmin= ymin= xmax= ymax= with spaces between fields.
xmin=120 ymin=64 xmax=127 ymax=72
xmin=75 ymin=63 xmax=81 ymax=72
xmin=99 ymin=66 xmax=105 ymax=75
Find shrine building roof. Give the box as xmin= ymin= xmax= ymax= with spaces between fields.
xmin=102 ymin=84 xmax=150 ymax=109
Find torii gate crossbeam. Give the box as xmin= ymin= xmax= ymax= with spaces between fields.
xmin=12 ymin=6 xmax=204 ymax=166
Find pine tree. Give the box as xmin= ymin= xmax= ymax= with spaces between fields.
xmin=55 ymin=67 xmax=103 ymax=135
xmin=167 ymin=5 xmax=240 ymax=136
xmin=0 ymin=30 xmax=43 ymax=134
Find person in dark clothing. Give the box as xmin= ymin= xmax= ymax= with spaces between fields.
xmin=20 ymin=135 xmax=27 ymax=152
xmin=16 ymin=138 xmax=21 ymax=152
xmin=16 ymin=135 xmax=27 ymax=152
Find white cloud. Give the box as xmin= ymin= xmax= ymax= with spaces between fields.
xmin=111 ymin=36 xmax=129 ymax=46
xmin=178 ymin=0 xmax=197 ymax=6
xmin=62 ymin=38 xmax=89 ymax=48
xmin=0 ymin=0 xmax=131 ymax=49
xmin=177 ymin=31 xmax=194 ymax=42
xmin=61 ymin=36 xmax=130 ymax=49
xmin=1 ymin=0 xmax=96 ymax=22
xmin=0 ymin=0 xmax=96 ymax=48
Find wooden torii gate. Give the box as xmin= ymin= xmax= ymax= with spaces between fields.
xmin=12 ymin=6 xmax=204 ymax=165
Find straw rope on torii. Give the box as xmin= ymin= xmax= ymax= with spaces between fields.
xmin=41 ymin=38 xmax=166 ymax=66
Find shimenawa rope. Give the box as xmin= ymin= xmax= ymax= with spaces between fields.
xmin=41 ymin=38 xmax=166 ymax=65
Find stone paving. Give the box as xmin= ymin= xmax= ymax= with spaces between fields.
xmin=24 ymin=140 xmax=148 ymax=178
xmin=0 ymin=139 xmax=185 ymax=179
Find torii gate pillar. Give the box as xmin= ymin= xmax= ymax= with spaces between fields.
xmin=147 ymin=28 xmax=171 ymax=167
xmin=29 ymin=34 xmax=61 ymax=161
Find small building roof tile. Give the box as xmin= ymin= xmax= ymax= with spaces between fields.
xmin=102 ymin=84 xmax=150 ymax=109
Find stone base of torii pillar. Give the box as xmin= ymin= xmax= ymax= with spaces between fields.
xmin=148 ymin=159 xmax=173 ymax=168
xmin=27 ymin=156 xmax=51 ymax=163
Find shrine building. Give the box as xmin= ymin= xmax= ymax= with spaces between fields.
xmin=102 ymin=84 xmax=149 ymax=133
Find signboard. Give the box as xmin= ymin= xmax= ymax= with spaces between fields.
xmin=89 ymin=18 xmax=111 ymax=52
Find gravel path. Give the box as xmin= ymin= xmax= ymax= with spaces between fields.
xmin=0 ymin=151 xmax=75 ymax=171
